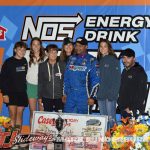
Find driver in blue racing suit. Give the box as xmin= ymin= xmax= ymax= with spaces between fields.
xmin=63 ymin=37 xmax=99 ymax=114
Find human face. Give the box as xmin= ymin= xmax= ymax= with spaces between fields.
xmin=64 ymin=43 xmax=74 ymax=56
xmin=75 ymin=43 xmax=87 ymax=55
xmin=31 ymin=40 xmax=41 ymax=53
xmin=47 ymin=49 xmax=57 ymax=61
xmin=99 ymin=42 xmax=109 ymax=56
xmin=14 ymin=47 xmax=26 ymax=59
xmin=122 ymin=56 xmax=135 ymax=69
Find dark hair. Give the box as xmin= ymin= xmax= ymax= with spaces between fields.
xmin=13 ymin=41 xmax=27 ymax=50
xmin=29 ymin=37 xmax=45 ymax=67
xmin=46 ymin=44 xmax=58 ymax=52
xmin=97 ymin=39 xmax=116 ymax=60
xmin=13 ymin=41 xmax=27 ymax=56
xmin=60 ymin=42 xmax=74 ymax=62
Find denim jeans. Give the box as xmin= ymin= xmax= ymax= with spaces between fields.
xmin=98 ymin=99 xmax=116 ymax=129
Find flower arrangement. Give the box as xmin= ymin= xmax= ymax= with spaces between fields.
xmin=103 ymin=111 xmax=150 ymax=150
xmin=0 ymin=116 xmax=12 ymax=130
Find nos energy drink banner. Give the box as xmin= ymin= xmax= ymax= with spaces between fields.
xmin=0 ymin=0 xmax=150 ymax=131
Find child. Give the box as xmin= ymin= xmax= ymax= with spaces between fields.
xmin=38 ymin=44 xmax=65 ymax=112
xmin=1 ymin=41 xmax=28 ymax=131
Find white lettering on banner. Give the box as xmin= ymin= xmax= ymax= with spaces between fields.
xmin=85 ymin=15 xmax=150 ymax=28
xmin=21 ymin=13 xmax=83 ymax=41
xmin=84 ymin=15 xmax=150 ymax=43
xmin=86 ymin=16 xmax=97 ymax=27
xmin=85 ymin=30 xmax=140 ymax=43
xmin=21 ymin=14 xmax=150 ymax=43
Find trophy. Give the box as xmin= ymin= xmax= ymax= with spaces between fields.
xmin=53 ymin=113 xmax=66 ymax=150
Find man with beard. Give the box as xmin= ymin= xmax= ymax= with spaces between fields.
xmin=118 ymin=48 xmax=147 ymax=117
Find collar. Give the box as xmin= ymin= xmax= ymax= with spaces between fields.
xmin=77 ymin=53 xmax=87 ymax=58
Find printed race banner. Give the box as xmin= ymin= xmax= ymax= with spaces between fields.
xmin=30 ymin=111 xmax=108 ymax=150
xmin=0 ymin=1 xmax=150 ymax=80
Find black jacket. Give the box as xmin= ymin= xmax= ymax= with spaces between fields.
xmin=38 ymin=58 xmax=65 ymax=99
xmin=118 ymin=62 xmax=147 ymax=113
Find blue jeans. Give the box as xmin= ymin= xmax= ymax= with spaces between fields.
xmin=98 ymin=99 xmax=116 ymax=129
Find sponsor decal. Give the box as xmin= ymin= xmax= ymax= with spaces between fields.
xmin=69 ymin=65 xmax=87 ymax=71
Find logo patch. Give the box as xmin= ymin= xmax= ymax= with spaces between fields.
xmin=69 ymin=65 xmax=87 ymax=71
xmin=82 ymin=59 xmax=87 ymax=66
xmin=128 ymin=75 xmax=133 ymax=79
xmin=104 ymin=64 xmax=109 ymax=68
xmin=90 ymin=58 xmax=94 ymax=64
xmin=16 ymin=66 xmax=26 ymax=72
xmin=55 ymin=73 xmax=62 ymax=77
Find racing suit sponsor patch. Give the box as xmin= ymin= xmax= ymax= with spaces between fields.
xmin=69 ymin=65 xmax=87 ymax=71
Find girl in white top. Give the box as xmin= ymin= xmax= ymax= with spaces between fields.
xmin=25 ymin=37 xmax=45 ymax=127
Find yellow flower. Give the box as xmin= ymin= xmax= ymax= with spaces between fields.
xmin=3 ymin=118 xmax=11 ymax=123
xmin=0 ymin=116 xmax=5 ymax=125
xmin=116 ymin=125 xmax=123 ymax=131
xmin=135 ymin=124 xmax=148 ymax=136
xmin=0 ymin=116 xmax=11 ymax=128
xmin=113 ymin=131 xmax=121 ymax=137
xmin=112 ymin=135 xmax=124 ymax=149
xmin=143 ymin=136 xmax=150 ymax=150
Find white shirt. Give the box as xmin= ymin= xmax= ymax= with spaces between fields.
xmin=25 ymin=50 xmax=46 ymax=85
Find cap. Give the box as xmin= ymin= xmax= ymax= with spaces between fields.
xmin=120 ymin=48 xmax=135 ymax=58
xmin=76 ymin=37 xmax=88 ymax=45
xmin=63 ymin=37 xmax=74 ymax=45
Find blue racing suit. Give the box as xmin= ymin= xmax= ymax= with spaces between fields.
xmin=64 ymin=53 xmax=100 ymax=114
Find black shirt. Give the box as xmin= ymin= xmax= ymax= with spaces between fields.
xmin=1 ymin=56 xmax=28 ymax=95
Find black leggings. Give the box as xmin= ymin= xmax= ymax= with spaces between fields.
xmin=42 ymin=98 xmax=64 ymax=112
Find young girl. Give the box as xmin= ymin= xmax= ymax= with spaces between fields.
xmin=97 ymin=39 xmax=121 ymax=129
xmin=25 ymin=37 xmax=45 ymax=127
xmin=1 ymin=41 xmax=28 ymax=131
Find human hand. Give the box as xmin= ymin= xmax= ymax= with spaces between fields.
xmin=124 ymin=107 xmax=131 ymax=113
xmin=3 ymin=95 xmax=9 ymax=103
xmin=88 ymin=98 xmax=95 ymax=106
xmin=62 ymin=95 xmax=67 ymax=103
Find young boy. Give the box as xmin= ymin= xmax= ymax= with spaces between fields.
xmin=38 ymin=44 xmax=65 ymax=112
